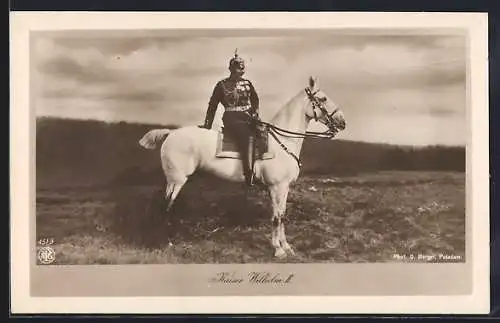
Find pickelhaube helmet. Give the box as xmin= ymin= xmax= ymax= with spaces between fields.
xmin=228 ymin=48 xmax=245 ymax=71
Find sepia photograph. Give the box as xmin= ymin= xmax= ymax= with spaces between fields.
xmin=34 ymin=28 xmax=468 ymax=265
xmin=10 ymin=12 xmax=489 ymax=314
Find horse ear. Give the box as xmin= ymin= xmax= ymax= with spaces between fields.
xmin=309 ymin=76 xmax=318 ymax=90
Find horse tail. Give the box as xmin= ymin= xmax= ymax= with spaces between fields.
xmin=138 ymin=129 xmax=172 ymax=150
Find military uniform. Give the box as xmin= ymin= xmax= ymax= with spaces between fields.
xmin=203 ymin=51 xmax=260 ymax=186
xmin=204 ymin=77 xmax=259 ymax=128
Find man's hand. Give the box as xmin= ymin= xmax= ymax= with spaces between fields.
xmin=246 ymin=110 xmax=259 ymax=120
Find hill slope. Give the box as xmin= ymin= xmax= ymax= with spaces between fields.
xmin=35 ymin=117 xmax=465 ymax=188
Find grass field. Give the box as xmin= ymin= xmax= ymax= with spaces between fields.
xmin=36 ymin=170 xmax=466 ymax=264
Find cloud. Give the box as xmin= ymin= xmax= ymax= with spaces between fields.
xmin=38 ymin=55 xmax=119 ymax=83
xmin=348 ymin=113 xmax=465 ymax=146
xmin=48 ymin=34 xmax=190 ymax=56
xmin=337 ymin=84 xmax=465 ymax=117
xmin=295 ymin=38 xmax=465 ymax=90
xmin=101 ymin=91 xmax=167 ymax=102
xmin=33 ymin=32 xmax=467 ymax=146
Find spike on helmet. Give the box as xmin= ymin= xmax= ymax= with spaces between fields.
xmin=228 ymin=48 xmax=245 ymax=71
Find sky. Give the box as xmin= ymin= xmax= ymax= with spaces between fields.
xmin=33 ymin=30 xmax=467 ymax=146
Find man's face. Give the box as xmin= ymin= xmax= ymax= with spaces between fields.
xmin=230 ymin=61 xmax=245 ymax=78
xmin=232 ymin=68 xmax=245 ymax=78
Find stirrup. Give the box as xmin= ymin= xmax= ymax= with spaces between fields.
xmin=245 ymin=176 xmax=254 ymax=187
xmin=244 ymin=171 xmax=254 ymax=187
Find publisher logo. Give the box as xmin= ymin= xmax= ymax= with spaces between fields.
xmin=37 ymin=246 xmax=55 ymax=265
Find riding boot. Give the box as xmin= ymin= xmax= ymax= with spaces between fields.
xmin=245 ymin=136 xmax=255 ymax=187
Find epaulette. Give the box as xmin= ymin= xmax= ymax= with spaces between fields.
xmin=239 ymin=78 xmax=251 ymax=85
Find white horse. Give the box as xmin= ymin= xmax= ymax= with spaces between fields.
xmin=138 ymin=76 xmax=346 ymax=258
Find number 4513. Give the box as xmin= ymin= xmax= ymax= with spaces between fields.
xmin=37 ymin=238 xmax=54 ymax=246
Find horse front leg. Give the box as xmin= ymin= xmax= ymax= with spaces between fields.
xmin=269 ymin=183 xmax=294 ymax=258
xmin=279 ymin=215 xmax=295 ymax=256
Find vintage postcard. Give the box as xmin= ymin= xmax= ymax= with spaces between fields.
xmin=10 ymin=12 xmax=489 ymax=314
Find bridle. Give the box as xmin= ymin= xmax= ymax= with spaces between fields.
xmin=255 ymin=87 xmax=343 ymax=167
xmin=304 ymin=87 xmax=341 ymax=134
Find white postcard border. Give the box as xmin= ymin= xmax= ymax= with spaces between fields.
xmin=10 ymin=11 xmax=490 ymax=314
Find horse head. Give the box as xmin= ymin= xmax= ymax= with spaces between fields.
xmin=304 ymin=76 xmax=346 ymax=135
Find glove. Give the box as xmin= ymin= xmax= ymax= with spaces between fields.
xmin=245 ymin=110 xmax=258 ymax=121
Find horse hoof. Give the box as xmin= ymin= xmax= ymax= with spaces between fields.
xmin=282 ymin=243 xmax=295 ymax=256
xmin=274 ymin=248 xmax=287 ymax=259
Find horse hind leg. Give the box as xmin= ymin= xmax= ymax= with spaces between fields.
xmin=161 ymin=149 xmax=196 ymax=213
xmin=164 ymin=178 xmax=187 ymax=212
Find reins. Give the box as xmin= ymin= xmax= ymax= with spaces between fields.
xmin=259 ymin=121 xmax=337 ymax=139
xmin=252 ymin=88 xmax=341 ymax=168
xmin=268 ymin=130 xmax=303 ymax=167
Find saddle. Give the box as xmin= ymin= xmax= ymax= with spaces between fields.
xmin=216 ymin=123 xmax=275 ymax=160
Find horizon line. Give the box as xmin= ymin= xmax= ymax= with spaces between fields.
xmin=35 ymin=115 xmax=466 ymax=149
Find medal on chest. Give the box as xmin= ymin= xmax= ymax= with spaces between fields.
xmin=222 ymin=80 xmax=250 ymax=105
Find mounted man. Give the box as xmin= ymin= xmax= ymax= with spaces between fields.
xmin=202 ymin=49 xmax=261 ymax=187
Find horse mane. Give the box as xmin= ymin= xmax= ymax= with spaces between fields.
xmin=269 ymin=89 xmax=306 ymax=124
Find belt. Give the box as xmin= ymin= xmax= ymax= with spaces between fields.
xmin=225 ymin=105 xmax=251 ymax=112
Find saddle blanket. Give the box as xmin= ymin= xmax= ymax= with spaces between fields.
xmin=215 ymin=128 xmax=275 ymax=160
